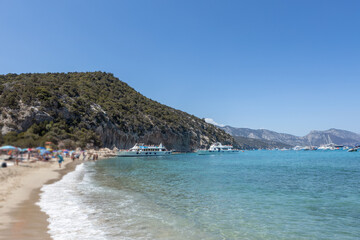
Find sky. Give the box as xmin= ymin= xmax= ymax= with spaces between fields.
xmin=0 ymin=0 xmax=359 ymax=136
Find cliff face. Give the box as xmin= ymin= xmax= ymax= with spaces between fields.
xmin=0 ymin=72 xmax=235 ymax=151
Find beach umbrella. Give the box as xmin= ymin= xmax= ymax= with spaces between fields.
xmin=40 ymin=150 xmax=51 ymax=155
xmin=36 ymin=147 xmax=46 ymax=150
xmin=0 ymin=145 xmax=17 ymax=150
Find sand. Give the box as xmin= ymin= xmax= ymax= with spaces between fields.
xmin=0 ymin=149 xmax=115 ymax=240
xmin=0 ymin=159 xmax=81 ymax=240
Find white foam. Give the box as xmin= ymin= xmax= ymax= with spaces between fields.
xmin=37 ymin=162 xmax=210 ymax=240
xmin=37 ymin=163 xmax=107 ymax=240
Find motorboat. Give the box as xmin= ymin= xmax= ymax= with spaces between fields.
xmin=196 ymin=142 xmax=239 ymax=155
xmin=117 ymin=143 xmax=172 ymax=157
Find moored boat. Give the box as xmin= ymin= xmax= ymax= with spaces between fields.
xmin=117 ymin=143 xmax=172 ymax=157
xmin=196 ymin=142 xmax=239 ymax=155
xmin=317 ymin=144 xmax=335 ymax=150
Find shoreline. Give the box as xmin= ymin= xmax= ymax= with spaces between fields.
xmin=0 ymin=159 xmax=84 ymax=240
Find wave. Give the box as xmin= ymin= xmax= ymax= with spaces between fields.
xmin=37 ymin=163 xmax=107 ymax=240
xmin=37 ymin=161 xmax=215 ymax=240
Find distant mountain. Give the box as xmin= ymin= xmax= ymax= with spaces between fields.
xmin=203 ymin=119 xmax=291 ymax=149
xmin=233 ymin=136 xmax=292 ymax=150
xmin=303 ymin=129 xmax=360 ymax=147
xmin=221 ymin=126 xmax=304 ymax=147
xmin=220 ymin=126 xmax=360 ymax=147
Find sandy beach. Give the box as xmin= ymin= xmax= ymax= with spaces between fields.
xmin=0 ymin=149 xmax=113 ymax=240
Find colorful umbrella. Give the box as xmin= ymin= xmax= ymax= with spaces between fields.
xmin=40 ymin=150 xmax=51 ymax=155
xmin=0 ymin=145 xmax=17 ymax=150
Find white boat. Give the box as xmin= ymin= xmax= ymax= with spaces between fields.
xmin=317 ymin=144 xmax=335 ymax=150
xmin=117 ymin=143 xmax=172 ymax=157
xmin=293 ymin=146 xmax=303 ymax=151
xmin=196 ymin=142 xmax=239 ymax=155
xmin=293 ymin=146 xmax=317 ymax=151
xmin=318 ymin=135 xmax=336 ymax=150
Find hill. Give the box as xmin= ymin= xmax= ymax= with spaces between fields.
xmin=233 ymin=136 xmax=292 ymax=149
xmin=220 ymin=126 xmax=360 ymax=147
xmin=0 ymin=72 xmax=236 ymax=151
xmin=221 ymin=126 xmax=304 ymax=146
xmin=303 ymin=128 xmax=360 ymax=146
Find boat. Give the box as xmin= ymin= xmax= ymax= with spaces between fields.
xmin=317 ymin=144 xmax=334 ymax=150
xmin=302 ymin=146 xmax=317 ymax=151
xmin=318 ymin=135 xmax=338 ymax=150
xmin=117 ymin=143 xmax=172 ymax=157
xmin=348 ymin=148 xmax=357 ymax=152
xmin=302 ymin=146 xmax=311 ymax=151
xmin=196 ymin=142 xmax=239 ymax=155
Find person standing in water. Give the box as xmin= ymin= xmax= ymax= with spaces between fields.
xmin=57 ymin=154 xmax=64 ymax=168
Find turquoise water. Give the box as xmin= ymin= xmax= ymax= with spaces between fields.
xmin=40 ymin=151 xmax=360 ymax=239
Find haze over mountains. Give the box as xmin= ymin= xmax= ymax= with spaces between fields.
xmin=220 ymin=125 xmax=360 ymax=147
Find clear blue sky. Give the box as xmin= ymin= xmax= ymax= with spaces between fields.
xmin=0 ymin=0 xmax=359 ymax=136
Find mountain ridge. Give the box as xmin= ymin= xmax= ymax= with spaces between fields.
xmin=220 ymin=125 xmax=360 ymax=147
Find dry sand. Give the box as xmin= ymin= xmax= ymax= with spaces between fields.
xmin=0 ymin=159 xmax=81 ymax=240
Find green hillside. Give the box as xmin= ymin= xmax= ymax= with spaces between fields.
xmin=0 ymin=72 xmax=236 ymax=151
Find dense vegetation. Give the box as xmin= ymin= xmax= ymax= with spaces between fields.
xmin=0 ymin=72 xmax=235 ymax=150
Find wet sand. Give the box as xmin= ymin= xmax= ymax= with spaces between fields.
xmin=0 ymin=160 xmax=81 ymax=240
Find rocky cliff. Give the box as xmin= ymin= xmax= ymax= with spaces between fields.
xmin=0 ymin=72 xmax=236 ymax=151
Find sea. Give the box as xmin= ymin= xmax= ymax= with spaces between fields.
xmin=37 ymin=151 xmax=360 ymax=240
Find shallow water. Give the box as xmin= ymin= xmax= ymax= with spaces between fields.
xmin=38 ymin=151 xmax=360 ymax=240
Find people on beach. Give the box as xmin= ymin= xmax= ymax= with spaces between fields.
xmin=1 ymin=146 xmax=103 ymax=168
xmin=57 ymin=154 xmax=64 ymax=168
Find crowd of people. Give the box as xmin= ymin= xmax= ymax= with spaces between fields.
xmin=1 ymin=147 xmax=102 ymax=168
